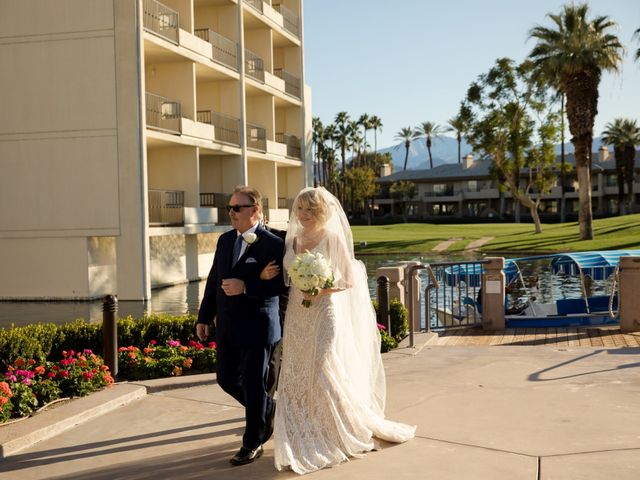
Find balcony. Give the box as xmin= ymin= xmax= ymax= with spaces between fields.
xmin=245 ymin=49 xmax=265 ymax=83
xmin=200 ymin=192 xmax=231 ymax=224
xmin=273 ymin=68 xmax=301 ymax=98
xmin=275 ymin=132 xmax=301 ymax=158
xmin=273 ymin=4 xmax=300 ymax=37
xmin=146 ymin=92 xmax=182 ymax=134
xmin=194 ymin=28 xmax=238 ymax=70
xmin=143 ymin=0 xmax=179 ymax=44
xmin=148 ymin=190 xmax=184 ymax=226
xmin=196 ymin=110 xmax=241 ymax=145
xmin=247 ymin=123 xmax=267 ymax=152
xmin=244 ymin=0 xmax=263 ymax=13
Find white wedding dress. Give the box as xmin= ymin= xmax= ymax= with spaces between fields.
xmin=273 ymin=233 xmax=415 ymax=475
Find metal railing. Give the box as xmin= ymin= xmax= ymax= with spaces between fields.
xmin=145 ymin=92 xmax=182 ymax=134
xmin=200 ymin=192 xmax=231 ymax=224
xmin=194 ymin=28 xmax=238 ymax=70
xmin=247 ymin=122 xmax=267 ymax=152
xmin=426 ymin=260 xmax=488 ymax=330
xmin=196 ymin=110 xmax=241 ymax=145
xmin=273 ymin=3 xmax=300 ymax=37
xmin=273 ymin=68 xmax=301 ymax=98
xmin=143 ymin=0 xmax=179 ymax=44
xmin=244 ymin=0 xmax=263 ymax=13
xmin=244 ymin=49 xmax=265 ymax=82
xmin=277 ymin=197 xmax=291 ymax=209
xmin=275 ymin=132 xmax=301 ymax=158
xmin=148 ymin=189 xmax=184 ymax=225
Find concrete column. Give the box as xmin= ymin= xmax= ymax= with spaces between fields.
xmin=619 ymin=256 xmax=640 ymax=332
xmin=185 ymin=234 xmax=199 ymax=281
xmin=481 ymin=257 xmax=505 ymax=330
xmin=401 ymin=261 xmax=422 ymax=332
xmin=376 ymin=266 xmax=404 ymax=305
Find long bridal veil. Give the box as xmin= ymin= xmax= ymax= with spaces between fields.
xmin=284 ymin=187 xmax=415 ymax=442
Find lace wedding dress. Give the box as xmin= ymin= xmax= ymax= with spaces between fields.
xmin=273 ymin=233 xmax=415 ymax=475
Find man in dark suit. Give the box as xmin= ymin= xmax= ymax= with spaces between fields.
xmin=196 ymin=186 xmax=285 ymax=466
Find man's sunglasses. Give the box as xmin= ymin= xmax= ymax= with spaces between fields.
xmin=226 ymin=204 xmax=255 ymax=212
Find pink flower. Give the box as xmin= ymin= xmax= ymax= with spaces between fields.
xmin=208 ymin=342 xmax=217 ymax=349
xmin=376 ymin=323 xmax=387 ymax=330
xmin=167 ymin=340 xmax=181 ymax=347
xmin=149 ymin=340 xmax=157 ymax=346
xmin=47 ymin=372 xmax=57 ymax=379
xmin=83 ymin=349 xmax=93 ymax=355
xmin=82 ymin=372 xmax=94 ymax=380
xmin=6 ymin=375 xmax=17 ymax=382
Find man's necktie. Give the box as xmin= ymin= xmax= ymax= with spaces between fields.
xmin=232 ymin=234 xmax=243 ymax=267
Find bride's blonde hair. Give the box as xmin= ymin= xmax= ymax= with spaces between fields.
xmin=293 ymin=188 xmax=330 ymax=226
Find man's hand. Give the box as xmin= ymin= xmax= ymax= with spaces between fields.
xmin=196 ymin=323 xmax=210 ymax=341
xmin=221 ymin=278 xmax=246 ymax=296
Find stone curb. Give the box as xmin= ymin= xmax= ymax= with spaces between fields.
xmin=0 ymin=383 xmax=146 ymax=459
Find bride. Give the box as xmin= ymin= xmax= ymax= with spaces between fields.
xmin=262 ymin=187 xmax=415 ymax=475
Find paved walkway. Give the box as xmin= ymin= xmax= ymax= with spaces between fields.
xmin=1 ymin=333 xmax=640 ymax=479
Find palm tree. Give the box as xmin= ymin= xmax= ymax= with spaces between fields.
xmin=413 ymin=121 xmax=444 ymax=169
xmin=528 ymin=3 xmax=624 ymax=240
xmin=634 ymin=28 xmax=640 ymax=62
xmin=446 ymin=114 xmax=468 ymax=164
xmin=358 ymin=113 xmax=370 ymax=165
xmin=369 ymin=115 xmax=383 ymax=156
xmin=394 ymin=127 xmax=413 ymax=171
xmin=333 ymin=112 xmax=352 ymax=204
xmin=601 ymin=118 xmax=640 ymax=214
xmin=312 ymin=117 xmax=324 ymax=187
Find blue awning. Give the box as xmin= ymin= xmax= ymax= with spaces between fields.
xmin=550 ymin=250 xmax=640 ymax=280
xmin=441 ymin=250 xmax=640 ymax=286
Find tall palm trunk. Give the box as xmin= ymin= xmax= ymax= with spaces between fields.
xmin=565 ymin=72 xmax=599 ymax=240
xmin=426 ymin=139 xmax=433 ymax=169
xmin=403 ymin=141 xmax=410 ymax=171
xmin=624 ymin=145 xmax=636 ymax=213
xmin=456 ymin=133 xmax=461 ymax=164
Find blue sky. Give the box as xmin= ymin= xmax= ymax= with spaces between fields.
xmin=303 ymin=0 xmax=640 ymax=150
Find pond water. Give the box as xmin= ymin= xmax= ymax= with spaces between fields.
xmin=0 ymin=252 xmax=612 ymax=328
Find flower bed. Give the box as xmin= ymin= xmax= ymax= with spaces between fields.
xmin=118 ymin=339 xmax=217 ymax=381
xmin=1 ymin=350 xmax=114 ymax=422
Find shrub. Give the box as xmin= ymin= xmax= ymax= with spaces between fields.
xmin=389 ymin=299 xmax=409 ymax=342
xmin=377 ymin=324 xmax=398 ymax=353
xmin=372 ymin=299 xmax=409 ymax=343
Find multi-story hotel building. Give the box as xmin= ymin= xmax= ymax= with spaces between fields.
xmin=0 ymin=0 xmax=311 ymax=301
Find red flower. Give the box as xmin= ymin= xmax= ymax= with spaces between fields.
xmin=59 ymin=371 xmax=69 ymax=378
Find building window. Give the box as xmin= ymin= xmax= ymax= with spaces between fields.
xmin=605 ymin=174 xmax=618 ymax=187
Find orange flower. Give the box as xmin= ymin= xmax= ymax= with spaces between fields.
xmin=0 ymin=382 xmax=12 ymax=397
xmin=34 ymin=366 xmax=46 ymax=376
xmin=13 ymin=358 xmax=25 ymax=368
xmin=172 ymin=366 xmax=183 ymax=377
xmin=182 ymin=358 xmax=193 ymax=368
xmin=0 ymin=397 xmax=8 ymax=406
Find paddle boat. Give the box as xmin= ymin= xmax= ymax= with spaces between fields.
xmin=435 ymin=250 xmax=640 ymax=328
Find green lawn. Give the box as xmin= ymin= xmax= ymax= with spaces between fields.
xmin=352 ymin=214 xmax=640 ymax=255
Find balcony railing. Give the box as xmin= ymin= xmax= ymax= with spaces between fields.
xmin=275 ymin=132 xmax=301 ymax=158
xmin=197 ymin=110 xmax=241 ymax=145
xmin=247 ymin=123 xmax=267 ymax=152
xmin=244 ymin=0 xmax=263 ymax=13
xmin=200 ymin=192 xmax=231 ymax=224
xmin=145 ymin=92 xmax=182 ymax=134
xmin=244 ymin=49 xmax=265 ymax=82
xmin=273 ymin=68 xmax=301 ymax=98
xmin=194 ymin=28 xmax=238 ymax=70
xmin=143 ymin=0 xmax=179 ymax=44
xmin=148 ymin=189 xmax=184 ymax=226
xmin=273 ymin=3 xmax=300 ymax=37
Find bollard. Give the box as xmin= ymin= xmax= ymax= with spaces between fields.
xmin=102 ymin=295 xmax=118 ymax=378
xmin=377 ymin=276 xmax=391 ymax=335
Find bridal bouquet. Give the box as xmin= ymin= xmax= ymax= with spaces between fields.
xmin=288 ymin=251 xmax=335 ymax=308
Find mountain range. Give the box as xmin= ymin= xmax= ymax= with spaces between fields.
xmin=378 ymin=136 xmax=605 ymax=171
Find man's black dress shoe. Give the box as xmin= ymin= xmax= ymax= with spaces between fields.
xmin=230 ymin=445 xmax=263 ymax=466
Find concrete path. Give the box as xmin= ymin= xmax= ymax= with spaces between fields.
xmin=1 ymin=334 xmax=640 ymax=479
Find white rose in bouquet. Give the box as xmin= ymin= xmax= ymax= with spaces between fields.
xmin=288 ymin=251 xmax=335 ymax=308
